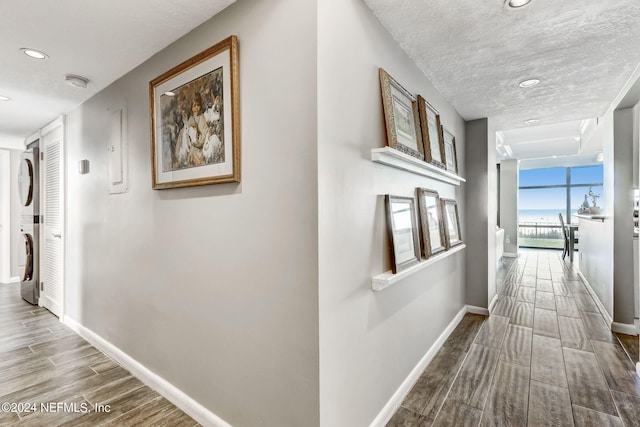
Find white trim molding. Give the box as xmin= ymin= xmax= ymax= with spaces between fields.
xmin=612 ymin=322 xmax=638 ymax=336
xmin=503 ymin=252 xmax=518 ymax=258
xmin=577 ymin=271 xmax=614 ymax=326
xmin=488 ymin=294 xmax=499 ymax=314
xmin=370 ymin=306 xmax=468 ymax=427
xmin=63 ymin=316 xmax=232 ymax=427
xmin=466 ymin=305 xmax=490 ymax=316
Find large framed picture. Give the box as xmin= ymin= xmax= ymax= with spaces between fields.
xmin=417 ymin=96 xmax=445 ymax=169
xmin=385 ymin=195 xmax=421 ymax=273
xmin=379 ymin=68 xmax=424 ymax=160
xmin=441 ymin=127 xmax=458 ymax=174
xmin=417 ymin=188 xmax=446 ymax=258
xmin=150 ymin=35 xmax=240 ymax=189
xmin=441 ymin=198 xmax=463 ymax=249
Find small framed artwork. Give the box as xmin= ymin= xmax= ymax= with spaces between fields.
xmin=416 ymin=188 xmax=446 ymax=258
xmin=441 ymin=199 xmax=463 ymax=249
xmin=385 ymin=195 xmax=421 ymax=273
xmin=379 ymin=68 xmax=424 ymax=160
xmin=417 ymin=96 xmax=445 ymax=169
xmin=441 ymin=127 xmax=458 ymax=174
xmin=150 ymin=35 xmax=240 ymax=189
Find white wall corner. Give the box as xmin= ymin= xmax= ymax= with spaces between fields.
xmin=370 ymin=306 xmax=467 ymax=427
xmin=577 ymin=271 xmax=614 ymax=326
xmin=487 ymin=294 xmax=499 ymax=314
xmin=611 ymin=322 xmax=638 ymax=336
xmin=466 ymin=305 xmax=490 ymax=316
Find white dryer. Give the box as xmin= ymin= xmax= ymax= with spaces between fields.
xmin=18 ymin=145 xmax=39 ymax=305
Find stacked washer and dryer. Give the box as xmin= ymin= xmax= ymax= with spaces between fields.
xmin=18 ymin=141 xmax=39 ymax=305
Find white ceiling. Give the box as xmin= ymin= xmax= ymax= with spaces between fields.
xmin=0 ymin=0 xmax=235 ymax=149
xmin=363 ymin=0 xmax=640 ymax=164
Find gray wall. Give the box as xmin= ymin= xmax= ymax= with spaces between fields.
xmin=465 ymin=118 xmax=497 ymax=308
xmin=317 ymin=0 xmax=467 ymax=425
xmin=499 ymin=159 xmax=519 ymax=255
xmin=613 ymin=108 xmax=635 ymax=324
xmin=64 ymin=0 xmax=320 ymax=426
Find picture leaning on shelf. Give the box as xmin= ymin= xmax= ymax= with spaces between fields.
xmin=385 ymin=194 xmax=421 ymax=274
xmin=441 ymin=198 xmax=463 ymax=249
xmin=417 ymin=95 xmax=446 ymax=170
xmin=416 ymin=188 xmax=446 ymax=258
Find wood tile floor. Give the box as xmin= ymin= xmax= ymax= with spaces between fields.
xmin=0 ymin=282 xmax=199 ymax=426
xmin=387 ymin=250 xmax=640 ymax=427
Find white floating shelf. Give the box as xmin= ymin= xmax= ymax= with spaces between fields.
xmin=372 ymin=244 xmax=466 ymax=291
xmin=371 ymin=147 xmax=466 ymax=186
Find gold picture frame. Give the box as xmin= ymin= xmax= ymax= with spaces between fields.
xmin=385 ymin=194 xmax=421 ymax=273
xmin=441 ymin=198 xmax=463 ymax=249
xmin=379 ymin=68 xmax=424 ymax=160
xmin=441 ymin=127 xmax=458 ymax=175
xmin=417 ymin=96 xmax=445 ymax=169
xmin=417 ymin=188 xmax=446 ymax=258
xmin=150 ymin=35 xmax=240 ymax=189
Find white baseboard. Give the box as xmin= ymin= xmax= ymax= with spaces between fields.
xmin=466 ymin=305 xmax=490 ymax=316
xmin=63 ymin=316 xmax=231 ymax=427
xmin=503 ymin=253 xmax=518 ymax=258
xmin=612 ymin=322 xmax=638 ymax=335
xmin=637 ymin=362 xmax=640 ymax=378
xmin=577 ymin=271 xmax=614 ymax=326
xmin=7 ymin=276 xmax=20 ymax=283
xmin=370 ymin=305 xmax=468 ymax=427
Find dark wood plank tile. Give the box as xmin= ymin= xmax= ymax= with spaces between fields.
xmin=574 ymin=293 xmax=600 ymax=313
xmin=520 ymin=275 xmax=537 ymax=288
xmin=590 ymin=340 xmax=640 ymax=397
xmin=475 ymin=315 xmax=509 ymax=349
xmin=571 ymin=405 xmax=623 ymax=427
xmin=500 ymin=325 xmax=532 ymax=367
xmin=535 ymin=291 xmax=556 ymax=310
xmin=517 ymin=287 xmax=536 ymax=303
xmin=565 ymin=280 xmax=589 ymax=294
xmin=402 ymin=349 xmax=466 ymax=420
xmin=102 ymin=397 xmax=198 ymax=427
xmin=447 ymin=344 xmax=500 ymax=409
xmin=83 ymin=374 xmax=146 ymax=404
xmin=536 ymin=278 xmax=554 ymax=293
xmin=563 ymin=348 xmax=617 ymax=416
xmin=611 ymin=390 xmax=640 ymax=427
xmin=50 ymin=345 xmax=101 ymax=365
xmin=614 ymin=333 xmax=639 ymax=363
xmin=556 ymin=296 xmax=580 ymax=318
xmin=558 ymin=316 xmax=593 ymax=352
xmin=553 ymin=282 xmax=572 ymax=297
xmin=580 ymin=311 xmax=615 ymax=343
xmin=492 ymin=296 xmax=516 ymax=318
xmin=29 ymin=333 xmax=90 ymax=356
xmin=432 ymin=400 xmax=482 ymax=427
xmin=58 ymin=386 xmax=160 ymax=427
xmin=442 ymin=314 xmax=486 ymax=353
xmin=479 ymin=361 xmax=529 ymax=427
xmin=533 ymin=308 xmax=560 ymax=339
xmin=510 ymin=302 xmax=534 ymax=328
xmin=531 ymin=335 xmax=567 ymax=388
xmin=16 ymin=395 xmax=92 ymax=426
xmin=386 ymin=406 xmax=428 ymax=427
xmin=527 ymin=380 xmax=574 ymax=427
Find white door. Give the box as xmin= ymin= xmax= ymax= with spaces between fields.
xmin=40 ymin=117 xmax=64 ymax=317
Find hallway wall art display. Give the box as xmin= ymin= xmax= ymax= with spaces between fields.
xmin=441 ymin=198 xmax=463 ymax=249
xmin=379 ymin=68 xmax=424 ymax=160
xmin=150 ymin=35 xmax=240 ymax=189
xmin=385 ymin=194 xmax=421 ymax=273
xmin=417 ymin=95 xmax=445 ymax=169
xmin=416 ymin=187 xmax=446 ymax=259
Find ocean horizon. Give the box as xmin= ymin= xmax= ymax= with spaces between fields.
xmin=518 ymin=209 xmax=578 ymax=223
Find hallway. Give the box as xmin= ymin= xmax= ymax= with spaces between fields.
xmin=388 ymin=251 xmax=640 ymax=426
xmin=0 ymin=282 xmax=198 ymax=426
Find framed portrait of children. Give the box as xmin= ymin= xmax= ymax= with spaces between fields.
xmin=417 ymin=96 xmax=445 ymax=169
xmin=441 ymin=127 xmax=458 ymax=175
xmin=416 ymin=188 xmax=446 ymax=258
xmin=385 ymin=195 xmax=421 ymax=274
xmin=150 ymin=35 xmax=240 ymax=189
xmin=441 ymin=198 xmax=463 ymax=249
xmin=379 ymin=68 xmax=424 ymax=161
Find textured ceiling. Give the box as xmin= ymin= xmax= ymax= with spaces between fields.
xmin=362 ymin=0 xmax=640 ymax=133
xmin=0 ymin=0 xmax=235 ymax=148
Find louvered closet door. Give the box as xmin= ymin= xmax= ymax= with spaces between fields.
xmin=41 ymin=117 xmax=64 ymax=317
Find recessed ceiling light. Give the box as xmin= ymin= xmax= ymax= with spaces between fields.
xmin=524 ymin=119 xmax=539 ymax=125
xmin=20 ymin=48 xmax=48 ymax=59
xmin=64 ymin=74 xmax=89 ymax=89
xmin=519 ymin=78 xmax=540 ymax=88
xmin=0 ymin=95 xmax=11 ymax=102
xmin=506 ymin=0 xmax=533 ymax=8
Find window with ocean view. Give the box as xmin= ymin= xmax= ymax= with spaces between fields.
xmin=518 ymin=165 xmax=603 ymax=249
